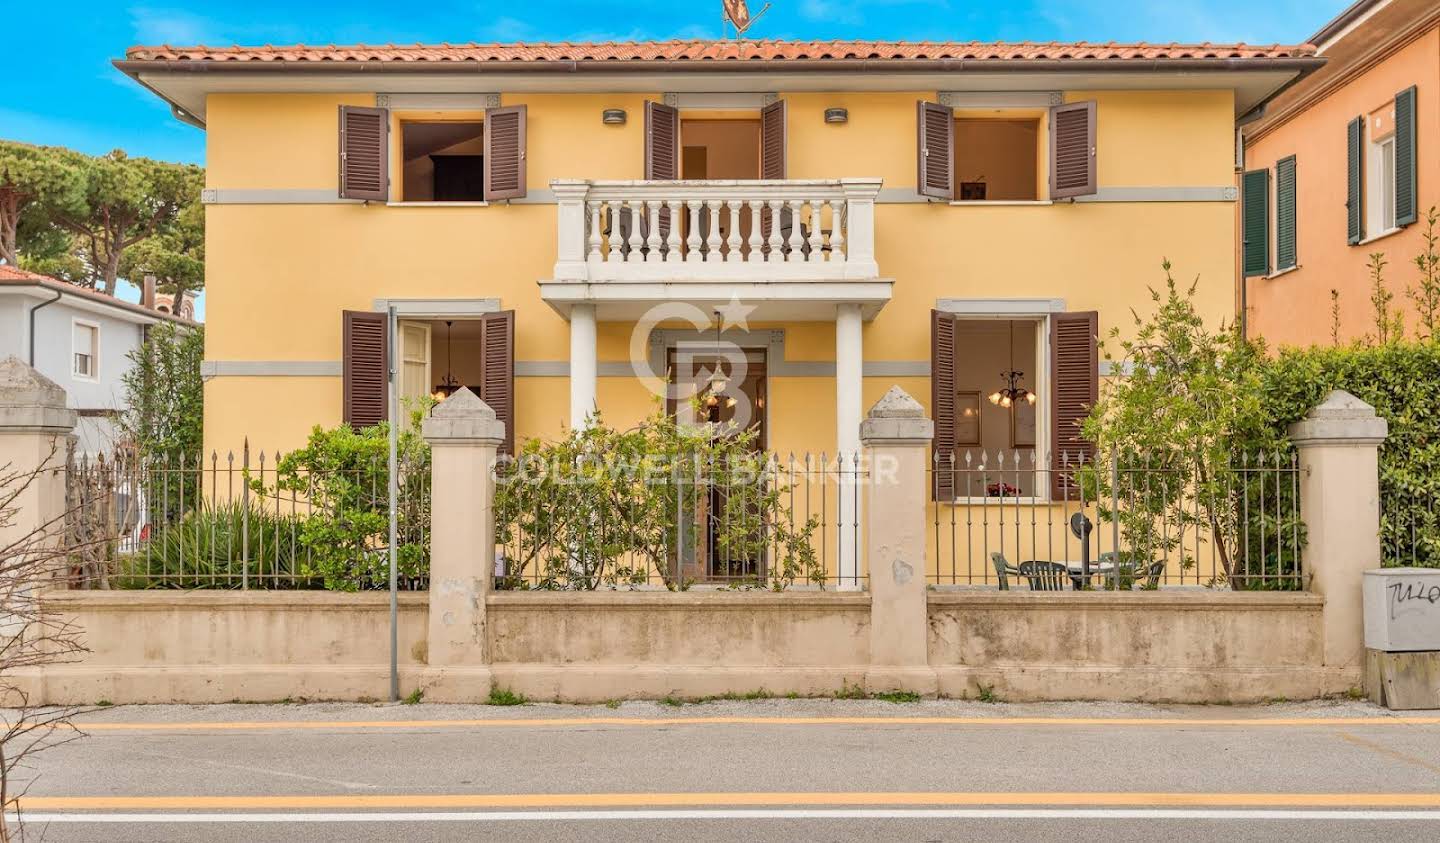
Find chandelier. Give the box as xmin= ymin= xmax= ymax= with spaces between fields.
xmin=703 ymin=309 xmax=737 ymax=410
xmin=431 ymin=320 xmax=461 ymax=400
xmin=988 ymin=321 xmax=1036 ymax=408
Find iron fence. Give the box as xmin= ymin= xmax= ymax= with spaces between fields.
xmin=495 ymin=450 xmax=866 ymax=590
xmin=926 ymin=448 xmax=1304 ymax=590
xmin=65 ymin=442 xmax=429 ymax=590
xmin=1380 ymin=480 xmax=1440 ymax=568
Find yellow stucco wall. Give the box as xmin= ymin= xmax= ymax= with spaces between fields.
xmin=202 ymin=88 xmax=1237 ymax=460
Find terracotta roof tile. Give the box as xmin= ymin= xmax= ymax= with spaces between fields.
xmin=0 ymin=265 xmax=196 ymax=324
xmin=124 ymin=39 xmax=1317 ymax=65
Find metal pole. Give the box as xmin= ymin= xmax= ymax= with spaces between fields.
xmin=387 ymin=305 xmax=400 ymax=703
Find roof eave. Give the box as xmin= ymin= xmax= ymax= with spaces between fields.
xmin=112 ymin=56 xmax=1326 ymax=76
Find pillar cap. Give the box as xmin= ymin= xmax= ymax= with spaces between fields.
xmin=1287 ymin=389 xmax=1388 ymax=447
xmin=861 ymin=385 xmax=933 ymax=445
xmin=422 ymin=388 xmax=505 ymax=445
xmin=0 ymin=356 xmax=76 ymax=433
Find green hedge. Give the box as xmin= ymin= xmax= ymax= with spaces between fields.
xmin=1257 ymin=342 xmax=1440 ymax=567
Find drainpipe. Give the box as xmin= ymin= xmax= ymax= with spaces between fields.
xmin=27 ymin=287 xmax=64 ymax=365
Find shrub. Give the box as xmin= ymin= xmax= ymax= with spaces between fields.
xmin=252 ymin=405 xmax=432 ymax=591
xmin=115 ymin=500 xmax=314 ymax=588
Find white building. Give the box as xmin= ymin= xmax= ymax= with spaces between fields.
xmin=0 ymin=265 xmax=197 ymax=454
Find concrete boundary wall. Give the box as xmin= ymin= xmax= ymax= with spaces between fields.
xmin=21 ymin=588 xmax=1342 ymax=705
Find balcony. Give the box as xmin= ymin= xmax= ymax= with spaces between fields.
xmin=550 ymin=178 xmax=882 ymax=284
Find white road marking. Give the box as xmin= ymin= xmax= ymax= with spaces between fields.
xmin=14 ymin=809 xmax=1440 ymax=823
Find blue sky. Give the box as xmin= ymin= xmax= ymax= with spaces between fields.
xmin=4 ymin=0 xmax=1347 ymax=314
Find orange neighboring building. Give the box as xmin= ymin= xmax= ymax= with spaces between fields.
xmin=1242 ymin=0 xmax=1438 ymax=347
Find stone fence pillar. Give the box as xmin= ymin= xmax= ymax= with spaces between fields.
xmin=421 ymin=388 xmax=504 ymax=701
xmin=1288 ymin=390 xmax=1388 ymax=681
xmin=0 ymin=357 xmax=76 ymax=554
xmin=861 ymin=386 xmax=937 ymax=695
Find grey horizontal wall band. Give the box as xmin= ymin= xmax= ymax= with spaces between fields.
xmin=201 ymin=360 xmax=342 ymax=377
xmin=374 ymin=298 xmax=501 ymax=316
xmin=203 ymin=186 xmax=1236 ymax=206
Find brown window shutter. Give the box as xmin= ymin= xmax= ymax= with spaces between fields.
xmin=917 ymin=101 xmax=954 ymax=200
xmin=342 ymin=310 xmax=389 ymax=429
xmin=644 ymin=100 xmax=680 ymax=180
xmin=930 ymin=309 xmax=957 ymax=501
xmin=1049 ymin=311 xmax=1099 ymax=500
xmin=483 ymin=105 xmax=527 ymax=201
xmin=339 ymin=106 xmax=389 ymax=201
xmin=760 ymin=99 xmax=787 ymax=180
xmin=480 ymin=310 xmax=516 ymax=456
xmin=1050 ymin=101 xmax=1097 ymax=199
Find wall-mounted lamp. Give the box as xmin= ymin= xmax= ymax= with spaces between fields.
xmin=824 ymin=107 xmax=849 ymax=124
xmin=601 ymin=108 xmax=627 ymax=125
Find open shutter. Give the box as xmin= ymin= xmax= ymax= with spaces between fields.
xmin=1050 ymin=101 xmax=1097 ymax=199
xmin=916 ymin=101 xmax=954 ymax=200
xmin=483 ymin=105 xmax=527 ymax=201
xmin=760 ymin=99 xmax=787 ymax=180
xmin=339 ymin=106 xmax=389 ymax=202
xmin=644 ymin=100 xmax=680 ymax=181
xmin=1049 ymin=311 xmax=1098 ymax=501
xmin=480 ymin=310 xmax=515 ymax=456
xmin=1242 ymin=168 xmax=1271 ymax=277
xmin=1276 ymin=157 xmax=1297 ymax=271
xmin=1347 ymin=116 xmax=1364 ymax=245
xmin=931 ymin=310 xmax=956 ymax=501
xmin=1395 ymin=85 xmax=1418 ymax=228
xmin=343 ymin=310 xmax=388 ymax=429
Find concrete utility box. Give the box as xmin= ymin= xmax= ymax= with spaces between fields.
xmin=1363 ymin=568 xmax=1440 ymax=710
xmin=1363 ymin=568 xmax=1440 ymax=651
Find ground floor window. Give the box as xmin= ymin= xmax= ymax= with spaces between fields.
xmin=950 ymin=318 xmax=1044 ymax=497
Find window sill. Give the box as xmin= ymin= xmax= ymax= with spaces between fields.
xmin=1264 ymin=265 xmax=1301 ymax=280
xmin=385 ymin=201 xmax=491 ymax=208
xmin=943 ymin=496 xmax=1052 ymax=506
xmin=948 ymin=199 xmax=1053 ymax=207
xmin=1357 ymin=227 xmax=1403 ymax=247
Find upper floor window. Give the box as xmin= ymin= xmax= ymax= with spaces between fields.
xmin=918 ymin=100 xmax=1096 ymax=202
xmin=72 ymin=320 xmax=98 ymax=379
xmin=339 ymin=104 xmax=527 ymax=203
xmin=954 ymin=117 xmax=1040 ymax=201
xmin=1346 ymin=85 xmax=1418 ymax=245
xmin=401 ymin=121 xmax=485 ymax=201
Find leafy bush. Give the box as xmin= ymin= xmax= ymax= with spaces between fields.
xmin=494 ymin=404 xmax=822 ymax=591
xmin=115 ymin=501 xmax=314 ymax=588
xmin=252 ymin=406 xmax=432 ymax=591
xmin=1256 ymin=342 xmax=1440 ymax=568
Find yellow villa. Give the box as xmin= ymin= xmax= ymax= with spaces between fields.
xmin=114 ymin=38 xmax=1320 ymax=583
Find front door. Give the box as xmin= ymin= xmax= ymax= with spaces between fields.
xmin=666 ymin=348 xmax=768 ymax=582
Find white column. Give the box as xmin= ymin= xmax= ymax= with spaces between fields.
xmin=836 ymin=302 xmax=863 ymax=587
xmin=550 ymin=179 xmax=591 ymax=281
xmin=569 ymin=304 xmax=597 ymax=430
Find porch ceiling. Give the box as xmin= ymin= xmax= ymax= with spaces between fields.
xmin=537 ymin=279 xmax=892 ymax=322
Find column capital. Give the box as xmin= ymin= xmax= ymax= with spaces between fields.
xmin=0 ymin=356 xmax=76 ymax=433
xmin=1288 ymin=390 xmax=1387 ymax=447
xmin=422 ymin=388 xmax=505 ymax=446
xmin=861 ymin=386 xmax=933 ymax=446
xmin=549 ymin=179 xmax=593 ymax=201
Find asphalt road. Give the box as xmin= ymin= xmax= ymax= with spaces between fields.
xmin=11 ymin=698 xmax=1440 ymax=841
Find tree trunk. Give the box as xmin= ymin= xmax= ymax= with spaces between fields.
xmin=0 ymin=190 xmax=19 ymax=265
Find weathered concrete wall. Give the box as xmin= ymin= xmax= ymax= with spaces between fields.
xmin=488 ymin=592 xmax=872 ymax=702
xmin=23 ymin=591 xmax=429 ymax=704
xmin=928 ymin=590 xmax=1346 ymax=702
xmin=22 ymin=588 xmax=1348 ymax=705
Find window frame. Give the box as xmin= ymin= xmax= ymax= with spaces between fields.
xmin=941 ymin=311 xmax=1052 ymax=505
xmin=948 ymin=107 xmax=1050 ymax=205
xmin=1366 ymin=124 xmax=1399 ymax=240
xmin=390 ymin=111 xmax=489 ymax=206
xmin=71 ymin=318 xmax=100 ymax=381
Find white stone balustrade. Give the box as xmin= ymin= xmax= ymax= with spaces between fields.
xmin=552 ymin=178 xmax=882 ymax=282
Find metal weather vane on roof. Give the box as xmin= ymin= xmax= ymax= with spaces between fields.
xmin=722 ymin=0 xmax=772 ymax=38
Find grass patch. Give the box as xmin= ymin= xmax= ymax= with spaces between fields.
xmin=487 ymin=687 xmax=527 ymax=706
xmin=603 ymin=699 xmax=621 ymax=709
xmin=834 ymin=681 xmax=867 ymax=700
xmin=871 ymin=691 xmax=922 ymax=704
xmin=402 ymin=688 xmax=424 ymax=705
xmin=658 ymin=695 xmax=685 ymax=707
xmin=976 ymin=684 xmax=999 ymax=704
xmin=95 ymin=700 xmax=113 ymax=708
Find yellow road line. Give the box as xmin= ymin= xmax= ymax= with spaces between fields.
xmin=73 ymin=715 xmax=1440 ymax=732
xmin=21 ymin=791 xmax=1440 ymax=811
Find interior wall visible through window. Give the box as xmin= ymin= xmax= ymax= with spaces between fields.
xmin=401 ymin=121 xmax=485 ymax=202
xmin=954 ymin=118 xmax=1041 ymax=201
xmin=951 ymin=318 xmax=1042 ymax=497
